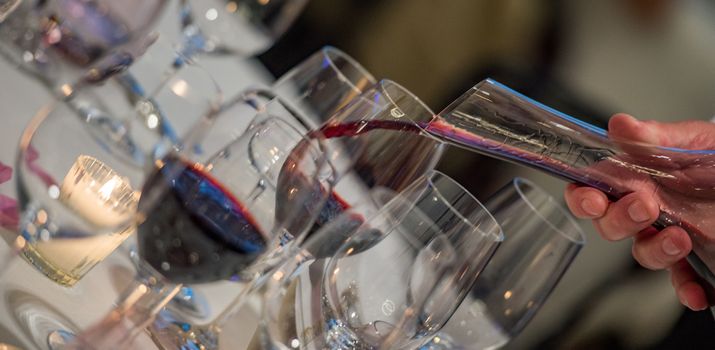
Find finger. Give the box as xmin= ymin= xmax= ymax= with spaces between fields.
xmin=632 ymin=226 xmax=692 ymax=270
xmin=671 ymin=260 xmax=709 ymax=311
xmin=591 ymin=192 xmax=659 ymax=241
xmin=564 ymin=184 xmax=609 ymax=219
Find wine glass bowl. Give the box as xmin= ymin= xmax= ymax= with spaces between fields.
xmin=0 ymin=0 xmax=168 ymax=89
xmin=258 ymin=171 xmax=502 ymax=350
xmin=322 ymin=171 xmax=502 ymax=349
xmin=15 ymin=96 xmax=145 ymax=287
xmin=269 ymin=46 xmax=376 ymax=128
xmin=135 ymin=115 xmax=333 ymax=285
xmin=427 ymin=177 xmax=585 ymax=349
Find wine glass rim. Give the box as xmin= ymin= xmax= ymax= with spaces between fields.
xmin=378 ymin=79 xmax=443 ymax=143
xmin=511 ymin=177 xmax=586 ymax=244
xmin=321 ymin=46 xmax=377 ymax=93
xmin=247 ymin=115 xmax=336 ymax=185
xmin=426 ymin=170 xmax=504 ymax=242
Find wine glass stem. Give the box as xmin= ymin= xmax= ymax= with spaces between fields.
xmin=68 ymin=281 xmax=182 ymax=349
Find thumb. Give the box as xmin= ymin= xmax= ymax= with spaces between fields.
xmin=608 ymin=113 xmax=715 ymax=149
xmin=608 ymin=113 xmax=664 ymax=145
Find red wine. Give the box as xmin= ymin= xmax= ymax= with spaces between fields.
xmin=137 ymin=156 xmax=267 ymax=284
xmin=275 ymin=119 xmax=432 ymax=257
xmin=307 ymin=119 xmax=424 ymax=226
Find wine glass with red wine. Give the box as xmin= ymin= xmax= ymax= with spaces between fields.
xmin=142 ymin=79 xmax=448 ymax=350
xmin=66 ymin=116 xmax=334 ymax=350
xmin=259 ymin=171 xmax=503 ymax=349
xmin=420 ymin=178 xmax=585 ymax=350
xmin=0 ymin=0 xmax=168 ymax=92
xmin=7 ymin=66 xmax=222 ymax=348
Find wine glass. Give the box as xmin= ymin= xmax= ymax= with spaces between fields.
xmin=240 ymin=46 xmax=377 ymax=129
xmin=260 ymin=170 xmax=504 ymax=349
xmin=2 ymin=64 xmax=222 ymax=347
xmin=39 ymin=38 xmax=224 ymax=177
xmin=176 ymin=0 xmax=309 ymax=61
xmin=176 ymin=45 xmax=376 ymax=163
xmin=6 ymin=85 xmax=146 ymax=350
xmin=144 ymin=78 xmax=446 ymax=349
xmin=0 ymin=0 xmax=168 ymax=91
xmin=420 ymin=177 xmax=585 ymax=349
xmin=66 ymin=116 xmax=334 ymax=349
xmin=14 ymin=99 xmax=147 ymax=287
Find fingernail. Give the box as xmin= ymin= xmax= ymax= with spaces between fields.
xmin=662 ymin=237 xmax=681 ymax=256
xmin=628 ymin=200 xmax=651 ymax=223
xmin=581 ymin=199 xmax=600 ymax=217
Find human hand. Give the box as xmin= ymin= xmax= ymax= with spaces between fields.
xmin=564 ymin=113 xmax=715 ymax=311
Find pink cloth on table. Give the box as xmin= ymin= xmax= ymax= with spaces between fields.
xmin=0 ymin=161 xmax=18 ymax=230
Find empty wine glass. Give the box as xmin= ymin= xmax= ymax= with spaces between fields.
xmin=420 ymin=178 xmax=585 ymax=350
xmin=5 ymin=87 xmax=145 ymax=350
xmin=14 ymin=99 xmax=146 ymax=288
xmin=66 ymin=116 xmax=334 ymax=350
xmin=240 ymin=46 xmax=377 ymax=129
xmin=0 ymin=0 xmax=168 ymax=91
xmin=185 ymin=46 xmax=376 ymax=161
xmin=57 ymin=39 xmax=223 ymax=171
xmin=260 ymin=170 xmax=503 ymax=349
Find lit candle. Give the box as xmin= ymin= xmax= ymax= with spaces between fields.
xmin=58 ymin=155 xmax=138 ymax=228
xmin=27 ymin=155 xmax=140 ymax=286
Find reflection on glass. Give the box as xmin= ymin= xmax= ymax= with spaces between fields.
xmin=432 ymin=78 xmax=715 ymax=296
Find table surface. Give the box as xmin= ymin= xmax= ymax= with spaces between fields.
xmin=0 ymin=2 xmax=276 ymax=348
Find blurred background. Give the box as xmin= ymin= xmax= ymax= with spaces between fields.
xmin=258 ymin=0 xmax=715 ymax=348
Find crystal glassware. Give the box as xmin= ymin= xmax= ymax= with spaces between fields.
xmin=430 ymin=78 xmax=715 ymax=308
xmin=14 ymin=98 xmax=145 ymax=287
xmin=421 ymin=177 xmax=585 ymax=349
xmin=184 ymin=46 xmax=376 ymax=162
xmin=145 ymin=78 xmax=444 ymax=350
xmin=240 ymin=46 xmax=377 ymax=129
xmin=260 ymin=170 xmax=503 ymax=349
xmin=66 ymin=116 xmax=334 ymax=350
xmin=56 ymin=36 xmax=224 ymax=171
xmin=0 ymin=0 xmax=168 ymax=91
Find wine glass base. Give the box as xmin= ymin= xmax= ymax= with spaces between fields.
xmin=5 ymin=289 xmax=79 ymax=350
xmin=47 ymin=330 xmax=75 ymax=350
xmin=148 ymin=311 xmax=219 ymax=350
